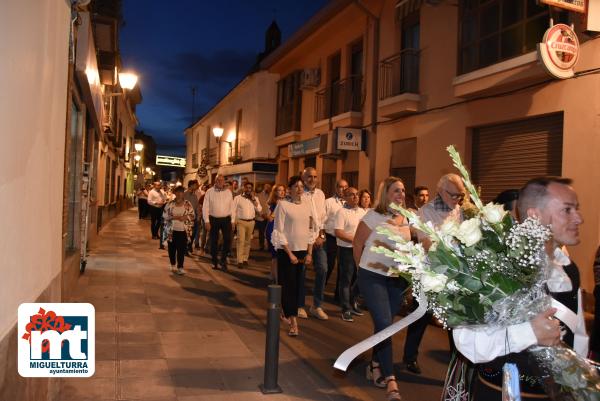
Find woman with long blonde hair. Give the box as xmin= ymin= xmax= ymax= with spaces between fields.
xmin=352 ymin=177 xmax=409 ymax=401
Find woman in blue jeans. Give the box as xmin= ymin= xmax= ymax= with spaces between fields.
xmin=353 ymin=176 xmax=410 ymax=401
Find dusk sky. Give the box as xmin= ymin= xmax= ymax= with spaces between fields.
xmin=120 ymin=0 xmax=329 ymax=157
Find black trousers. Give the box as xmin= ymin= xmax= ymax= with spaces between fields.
xmin=209 ymin=215 xmax=232 ymax=267
xmin=255 ymin=219 xmax=267 ymax=249
xmin=325 ymin=233 xmax=338 ymax=288
xmin=591 ymin=285 xmax=600 ymax=360
xmin=277 ymin=249 xmax=307 ymax=318
xmin=149 ymin=205 xmax=164 ymax=237
xmin=403 ymin=302 xmax=431 ymax=362
xmin=138 ymin=198 xmax=148 ymax=219
xmin=168 ymin=231 xmax=187 ymax=268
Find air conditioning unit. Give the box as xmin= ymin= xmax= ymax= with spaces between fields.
xmin=300 ymin=68 xmax=321 ymax=89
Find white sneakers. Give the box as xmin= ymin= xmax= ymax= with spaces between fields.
xmin=170 ymin=265 xmax=185 ymax=275
xmin=297 ymin=308 xmax=308 ymax=319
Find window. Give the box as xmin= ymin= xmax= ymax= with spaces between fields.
xmin=110 ymin=159 xmax=116 ymax=203
xmin=276 ymin=71 xmax=302 ymax=135
xmin=104 ymin=156 xmax=110 ymax=205
xmin=66 ymin=100 xmax=83 ymax=250
xmin=459 ymin=0 xmax=568 ymax=74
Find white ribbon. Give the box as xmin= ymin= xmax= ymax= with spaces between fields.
xmin=551 ymin=289 xmax=589 ymax=357
xmin=333 ymin=295 xmax=428 ymax=371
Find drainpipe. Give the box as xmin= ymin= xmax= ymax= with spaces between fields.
xmin=353 ymin=1 xmax=380 ymax=193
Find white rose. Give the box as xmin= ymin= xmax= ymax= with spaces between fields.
xmin=481 ymin=202 xmax=506 ymax=224
xmin=456 ymin=218 xmax=482 ymax=247
xmin=421 ymin=271 xmax=448 ymax=293
xmin=439 ymin=219 xmax=459 ymax=237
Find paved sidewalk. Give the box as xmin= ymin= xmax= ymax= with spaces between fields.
xmin=60 ymin=210 xmax=353 ymax=401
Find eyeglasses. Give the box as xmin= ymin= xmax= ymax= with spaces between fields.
xmin=445 ymin=190 xmax=465 ymax=200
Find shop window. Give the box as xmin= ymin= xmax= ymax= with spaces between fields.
xmin=66 ymin=100 xmax=83 ymax=250
xmin=458 ymin=0 xmax=568 ymax=74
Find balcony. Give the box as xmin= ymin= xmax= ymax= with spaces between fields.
xmin=378 ymin=49 xmax=421 ymax=119
xmin=314 ymin=75 xmax=363 ymax=123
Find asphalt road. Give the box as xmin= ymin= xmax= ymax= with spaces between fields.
xmin=191 ymin=247 xmax=451 ymax=401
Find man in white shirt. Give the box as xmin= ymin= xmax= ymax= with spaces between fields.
xmin=404 ymin=174 xmax=466 ymax=374
xmin=334 ymin=187 xmax=366 ymax=322
xmin=232 ymin=182 xmax=262 ymax=268
xmin=300 ymin=167 xmax=329 ymax=320
xmin=453 ymin=177 xmax=586 ymax=400
xmin=255 ymin=183 xmax=271 ymax=251
xmin=417 ymin=174 xmax=465 ymax=248
xmin=202 ymin=174 xmax=234 ymax=271
xmin=324 ymin=179 xmax=348 ymax=301
xmin=147 ymin=181 xmax=167 ymax=244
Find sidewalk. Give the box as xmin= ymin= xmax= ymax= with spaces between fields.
xmin=60 ymin=209 xmax=353 ymax=401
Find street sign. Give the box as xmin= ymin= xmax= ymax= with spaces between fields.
xmin=156 ymin=155 xmax=186 ymax=167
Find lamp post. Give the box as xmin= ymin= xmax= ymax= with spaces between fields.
xmin=212 ymin=126 xmax=224 ymax=166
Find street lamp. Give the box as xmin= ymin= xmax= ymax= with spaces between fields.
xmin=119 ymin=72 xmax=138 ymax=90
xmin=134 ymin=154 xmax=141 ymax=162
xmin=212 ymin=127 xmax=224 ymax=140
xmin=212 ymin=126 xmax=224 ymax=165
xmin=134 ymin=142 xmax=144 ymax=152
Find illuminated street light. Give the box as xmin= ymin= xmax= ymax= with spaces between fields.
xmin=212 ymin=126 xmax=224 ymax=139
xmin=134 ymin=154 xmax=141 ymax=162
xmin=134 ymin=142 xmax=144 ymax=152
xmin=119 ymin=72 xmax=138 ymax=90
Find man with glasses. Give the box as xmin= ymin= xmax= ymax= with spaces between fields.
xmin=403 ymin=173 xmax=466 ymax=374
xmin=334 ymin=187 xmax=366 ymax=322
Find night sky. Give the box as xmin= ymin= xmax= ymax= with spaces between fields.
xmin=120 ymin=0 xmax=328 ymax=157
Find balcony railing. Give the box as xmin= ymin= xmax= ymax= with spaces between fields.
xmin=379 ymin=49 xmax=419 ymax=100
xmin=314 ymin=75 xmax=363 ymax=122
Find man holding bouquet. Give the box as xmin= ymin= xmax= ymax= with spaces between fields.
xmin=454 ymin=177 xmax=587 ymax=401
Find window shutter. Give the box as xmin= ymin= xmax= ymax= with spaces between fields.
xmin=472 ymin=113 xmax=563 ymax=203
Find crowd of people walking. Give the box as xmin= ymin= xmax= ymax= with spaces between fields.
xmin=135 ymin=168 xmax=599 ymax=401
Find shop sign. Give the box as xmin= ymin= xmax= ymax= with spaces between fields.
xmin=336 ymin=128 xmax=364 ymax=151
xmin=539 ymin=0 xmax=586 ymax=13
xmin=288 ymin=137 xmax=321 ymax=157
xmin=537 ymin=23 xmax=580 ymax=79
xmin=156 ymin=155 xmax=186 ymax=167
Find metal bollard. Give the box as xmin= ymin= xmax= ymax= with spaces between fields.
xmin=259 ymin=284 xmax=283 ymax=394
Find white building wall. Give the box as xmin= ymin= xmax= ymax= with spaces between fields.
xmin=0 ymin=0 xmax=70 ymax=338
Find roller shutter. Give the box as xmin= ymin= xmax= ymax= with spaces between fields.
xmin=472 ymin=113 xmax=563 ymax=203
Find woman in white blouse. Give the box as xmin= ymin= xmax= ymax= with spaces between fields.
xmin=271 ymin=176 xmax=314 ymax=337
xmin=353 ymin=177 xmax=410 ymax=401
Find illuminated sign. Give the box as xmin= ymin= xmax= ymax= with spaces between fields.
xmin=156 ymin=155 xmax=186 ymax=167
xmin=540 ymin=0 xmax=586 ymax=13
xmin=538 ymin=24 xmax=580 ymax=79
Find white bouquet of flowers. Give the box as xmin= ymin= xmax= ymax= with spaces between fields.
xmin=336 ymin=146 xmax=599 ymax=401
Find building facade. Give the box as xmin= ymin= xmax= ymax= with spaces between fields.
xmin=0 ymin=1 xmax=71 ymax=399
xmin=261 ymin=0 xmax=600 ymax=292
